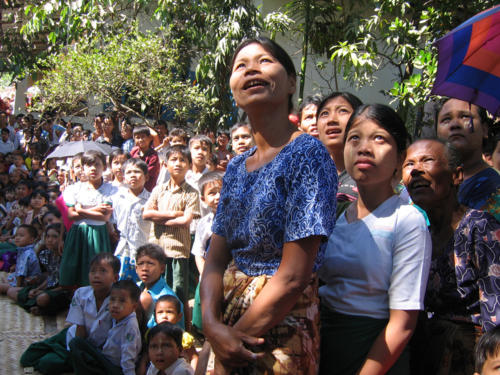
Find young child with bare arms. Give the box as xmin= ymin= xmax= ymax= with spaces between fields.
xmin=154 ymin=295 xmax=198 ymax=370
xmin=59 ymin=150 xmax=117 ymax=288
xmin=137 ymin=293 xmax=197 ymax=375
xmin=136 ymin=244 xmax=184 ymax=375
xmin=135 ymin=244 xmax=182 ymax=330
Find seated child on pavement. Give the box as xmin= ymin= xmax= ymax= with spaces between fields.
xmin=15 ymin=223 xmax=70 ymax=315
xmin=69 ymin=280 xmax=142 ymax=375
xmin=20 ymin=253 xmax=119 ymax=374
xmin=0 ymin=224 xmax=41 ymax=296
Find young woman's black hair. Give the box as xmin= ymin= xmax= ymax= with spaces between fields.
xmin=344 ymin=104 xmax=410 ymax=154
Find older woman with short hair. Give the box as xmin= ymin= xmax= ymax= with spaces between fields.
xmin=402 ymin=138 xmax=500 ymax=375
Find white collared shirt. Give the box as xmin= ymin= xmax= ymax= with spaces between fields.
xmin=146 ymin=358 xmax=194 ymax=375
xmin=0 ymin=139 xmax=15 ymax=154
xmin=185 ymin=168 xmax=208 ymax=191
xmin=102 ymin=312 xmax=141 ymax=375
xmin=66 ymin=286 xmax=113 ymax=349
xmin=191 ymin=212 xmax=214 ymax=259
xmin=64 ymin=181 xmax=118 ymax=225
xmin=112 ymin=187 xmax=151 ymax=258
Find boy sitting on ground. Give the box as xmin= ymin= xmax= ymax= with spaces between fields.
xmin=69 ymin=280 xmax=142 ymax=375
xmin=20 ymin=253 xmax=119 ymax=374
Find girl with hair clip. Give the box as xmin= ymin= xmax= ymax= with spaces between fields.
xmin=59 ymin=150 xmax=118 ymax=288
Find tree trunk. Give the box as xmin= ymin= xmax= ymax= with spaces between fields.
xmin=298 ymin=0 xmax=311 ymax=105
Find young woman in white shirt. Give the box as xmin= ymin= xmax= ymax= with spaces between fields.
xmin=319 ymin=104 xmax=432 ymax=375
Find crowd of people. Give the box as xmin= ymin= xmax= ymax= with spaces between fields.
xmin=0 ymin=36 xmax=499 ymax=375
xmin=0 ymin=104 xmax=254 ymax=374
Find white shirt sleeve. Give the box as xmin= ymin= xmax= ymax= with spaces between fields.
xmin=191 ymin=215 xmax=212 ymax=258
xmin=120 ymin=321 xmax=142 ymax=375
xmin=66 ymin=288 xmax=85 ymax=326
xmin=63 ymin=183 xmax=77 ymax=206
xmin=388 ymin=206 xmax=432 ymax=311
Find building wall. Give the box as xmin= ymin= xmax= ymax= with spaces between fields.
xmin=261 ymin=0 xmax=398 ymax=106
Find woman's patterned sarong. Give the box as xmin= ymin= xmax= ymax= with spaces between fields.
xmin=218 ymin=262 xmax=320 ymax=375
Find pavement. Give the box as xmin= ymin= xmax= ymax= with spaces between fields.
xmin=0 ymin=295 xmax=213 ymax=375
xmin=0 ymin=294 xmax=69 ymax=375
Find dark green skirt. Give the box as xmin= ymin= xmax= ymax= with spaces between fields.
xmin=17 ymin=286 xmax=71 ymax=314
xmin=59 ymin=223 xmax=111 ymax=287
xmin=192 ymin=281 xmax=202 ymax=331
xmin=320 ymin=305 xmax=409 ymax=375
xmin=20 ymin=327 xmax=72 ymax=374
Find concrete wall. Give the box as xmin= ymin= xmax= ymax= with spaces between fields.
xmin=261 ymin=0 xmax=398 ymax=106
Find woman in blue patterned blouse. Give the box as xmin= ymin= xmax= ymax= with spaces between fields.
xmin=402 ymin=138 xmax=500 ymax=375
xmin=200 ymin=37 xmax=337 ymax=374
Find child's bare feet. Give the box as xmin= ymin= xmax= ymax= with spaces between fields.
xmin=29 ymin=306 xmax=41 ymax=315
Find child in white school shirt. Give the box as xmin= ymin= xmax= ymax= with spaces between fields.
xmin=69 ymin=280 xmax=141 ymax=375
xmin=20 ymin=253 xmax=119 ymax=374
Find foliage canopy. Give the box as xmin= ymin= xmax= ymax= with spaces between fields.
xmin=326 ymin=0 xmax=497 ymax=129
xmin=33 ymin=26 xmax=216 ymax=127
xmin=1 ymin=0 xmax=292 ymax=130
xmin=2 ymin=0 xmax=497 ymax=132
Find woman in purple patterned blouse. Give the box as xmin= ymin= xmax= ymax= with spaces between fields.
xmin=402 ymin=138 xmax=500 ymax=375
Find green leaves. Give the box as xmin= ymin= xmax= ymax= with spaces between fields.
xmin=33 ymin=27 xmax=211 ymax=127
xmin=331 ymin=41 xmax=380 ymax=88
xmin=3 ymin=0 xmax=292 ymax=130
xmin=325 ymin=0 xmax=496 ymax=128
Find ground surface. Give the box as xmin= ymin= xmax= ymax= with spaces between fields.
xmin=0 ymin=294 xmax=68 ymax=375
xmin=0 ymin=295 xmax=213 ymax=375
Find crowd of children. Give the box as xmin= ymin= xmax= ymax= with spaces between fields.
xmin=4 ymin=95 xmax=498 ymax=375
xmin=0 ymin=110 xmax=255 ymax=374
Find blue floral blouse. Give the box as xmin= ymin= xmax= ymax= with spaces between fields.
xmin=212 ymin=133 xmax=338 ymax=276
xmin=426 ymin=209 xmax=500 ymax=332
